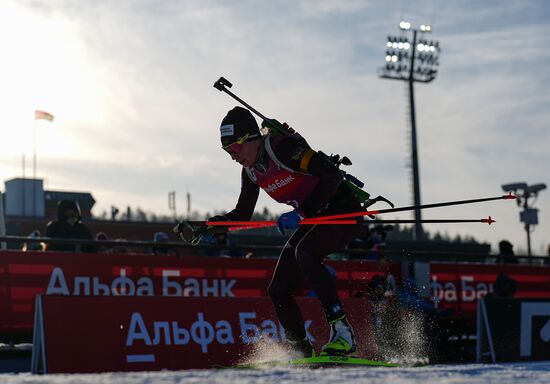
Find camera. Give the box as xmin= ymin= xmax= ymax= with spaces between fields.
xmin=526 ymin=183 xmax=547 ymax=195
xmin=501 ymin=182 xmax=528 ymax=192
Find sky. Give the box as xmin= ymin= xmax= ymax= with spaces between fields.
xmin=0 ymin=0 xmax=549 ymax=255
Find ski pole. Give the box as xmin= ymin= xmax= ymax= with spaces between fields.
xmin=175 ymin=216 xmax=495 ymax=244
xmin=186 ymin=219 xmax=359 ymax=227
xmin=178 ymin=218 xmax=496 ymax=243
xmin=227 ymin=218 xmax=497 ymax=231
xmin=306 ymin=193 xmax=516 ymax=222
xmin=183 ymin=193 xmax=513 ymax=228
xmin=185 ymin=216 xmax=496 ymax=228
xmin=366 ymin=217 xmax=496 ymax=225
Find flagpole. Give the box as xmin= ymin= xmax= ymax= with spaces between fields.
xmin=31 ymin=110 xmax=54 ymax=217
xmin=22 ymin=151 xmax=26 ymax=216
xmin=33 ymin=117 xmax=37 ymax=216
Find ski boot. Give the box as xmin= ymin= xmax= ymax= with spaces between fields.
xmin=288 ymin=338 xmax=315 ymax=359
xmin=321 ymin=302 xmax=356 ymax=356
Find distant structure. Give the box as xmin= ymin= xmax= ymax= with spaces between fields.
xmin=378 ymin=21 xmax=441 ymax=241
xmin=3 ymin=178 xmax=95 ymax=219
xmin=0 ymin=178 xmax=181 ymax=245
xmin=501 ymin=182 xmax=546 ymax=256
xmin=4 ymin=178 xmax=45 ymax=217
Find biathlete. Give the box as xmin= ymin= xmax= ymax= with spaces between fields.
xmin=206 ymin=106 xmax=364 ymax=357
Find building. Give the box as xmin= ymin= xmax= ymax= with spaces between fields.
xmin=3 ymin=178 xmax=95 ymax=219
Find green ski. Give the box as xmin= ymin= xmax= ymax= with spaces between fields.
xmin=219 ymin=355 xmax=401 ymax=369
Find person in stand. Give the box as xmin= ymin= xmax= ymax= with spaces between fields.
xmin=498 ymin=239 xmax=517 ymax=264
xmin=486 ymin=273 xmax=517 ymax=298
xmin=348 ymin=223 xmax=393 ymax=260
xmin=95 ymin=232 xmax=114 ymax=254
xmin=21 ymin=230 xmax=44 ymax=251
xmin=150 ymin=231 xmax=178 ymax=256
xmin=44 ymin=200 xmax=95 ymax=252
xmin=197 ymin=106 xmax=364 ymax=357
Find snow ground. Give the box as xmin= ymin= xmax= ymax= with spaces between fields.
xmin=0 ymin=362 xmax=549 ymax=384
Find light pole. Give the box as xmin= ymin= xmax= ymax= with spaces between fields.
xmin=168 ymin=191 xmax=177 ymax=220
xmin=501 ymin=182 xmax=546 ymax=256
xmin=378 ymin=21 xmax=441 ymax=241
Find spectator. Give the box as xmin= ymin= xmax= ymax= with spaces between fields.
xmin=22 ymin=230 xmax=44 ymax=251
xmin=151 ymin=231 xmax=177 ymax=256
xmin=95 ymin=232 xmax=114 ymax=254
xmin=44 ymin=200 xmax=95 ymax=252
xmin=366 ymin=275 xmax=388 ymax=303
xmin=396 ymin=276 xmax=435 ymax=313
xmin=366 ymin=275 xmax=400 ymax=359
xmin=204 ymin=232 xmax=244 ymax=258
xmin=204 ymin=232 xmax=227 ymax=257
xmin=112 ymin=238 xmax=129 ymax=254
xmin=348 ymin=224 xmax=393 ymax=260
xmin=367 ymin=274 xmax=451 ymax=363
xmin=498 ymin=240 xmax=517 ymax=264
xmin=487 ymin=273 xmax=517 ymax=298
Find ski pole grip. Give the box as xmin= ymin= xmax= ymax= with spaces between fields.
xmin=214 ymin=77 xmax=232 ymax=91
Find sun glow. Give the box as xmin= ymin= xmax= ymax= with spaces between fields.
xmin=0 ymin=2 xmax=103 ymax=178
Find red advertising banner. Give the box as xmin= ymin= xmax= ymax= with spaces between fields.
xmin=430 ymin=263 xmax=550 ymax=317
xmin=31 ymin=295 xmax=376 ymax=373
xmin=0 ymin=250 xmax=399 ymax=335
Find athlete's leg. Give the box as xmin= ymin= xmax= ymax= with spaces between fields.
xmin=294 ymin=223 xmax=362 ymax=312
xmin=267 ymin=226 xmax=310 ymax=341
xmin=293 ymin=222 xmax=363 ymax=355
xmin=268 ymin=213 xmax=363 ymax=355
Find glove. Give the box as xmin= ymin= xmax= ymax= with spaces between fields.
xmin=277 ymin=209 xmax=304 ymax=235
xmin=173 ymin=215 xmax=229 ymax=245
xmin=201 ymin=215 xmax=228 ymax=244
xmin=208 ymin=215 xmax=228 ymax=223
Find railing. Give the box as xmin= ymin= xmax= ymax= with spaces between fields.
xmin=1 ymin=235 xmax=548 ymax=265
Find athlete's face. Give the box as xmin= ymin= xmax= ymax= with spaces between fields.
xmin=225 ymin=138 xmax=260 ymax=168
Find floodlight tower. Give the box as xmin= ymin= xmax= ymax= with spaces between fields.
xmin=378 ymin=21 xmax=441 ymax=241
xmin=501 ymin=182 xmax=547 ymax=256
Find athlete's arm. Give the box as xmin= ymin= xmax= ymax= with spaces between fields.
xmin=275 ymin=137 xmax=343 ymax=217
xmin=224 ymin=168 xmax=260 ymax=221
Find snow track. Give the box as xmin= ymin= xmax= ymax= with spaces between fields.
xmin=1 ymin=362 xmax=549 ymax=384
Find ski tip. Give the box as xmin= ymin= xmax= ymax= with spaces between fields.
xmin=481 ymin=216 xmax=495 ymax=225
xmin=503 ymin=192 xmax=517 ymax=200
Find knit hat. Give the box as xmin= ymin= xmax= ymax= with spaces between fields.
xmin=220 ymin=106 xmax=260 ymax=147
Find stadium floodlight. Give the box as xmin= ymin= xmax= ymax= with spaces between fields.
xmin=399 ymin=21 xmax=411 ymax=30
xmin=501 ymin=182 xmax=546 ymax=256
xmin=378 ymin=22 xmax=442 ymax=241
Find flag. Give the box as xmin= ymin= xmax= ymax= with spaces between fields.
xmin=35 ymin=110 xmax=54 ymax=122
